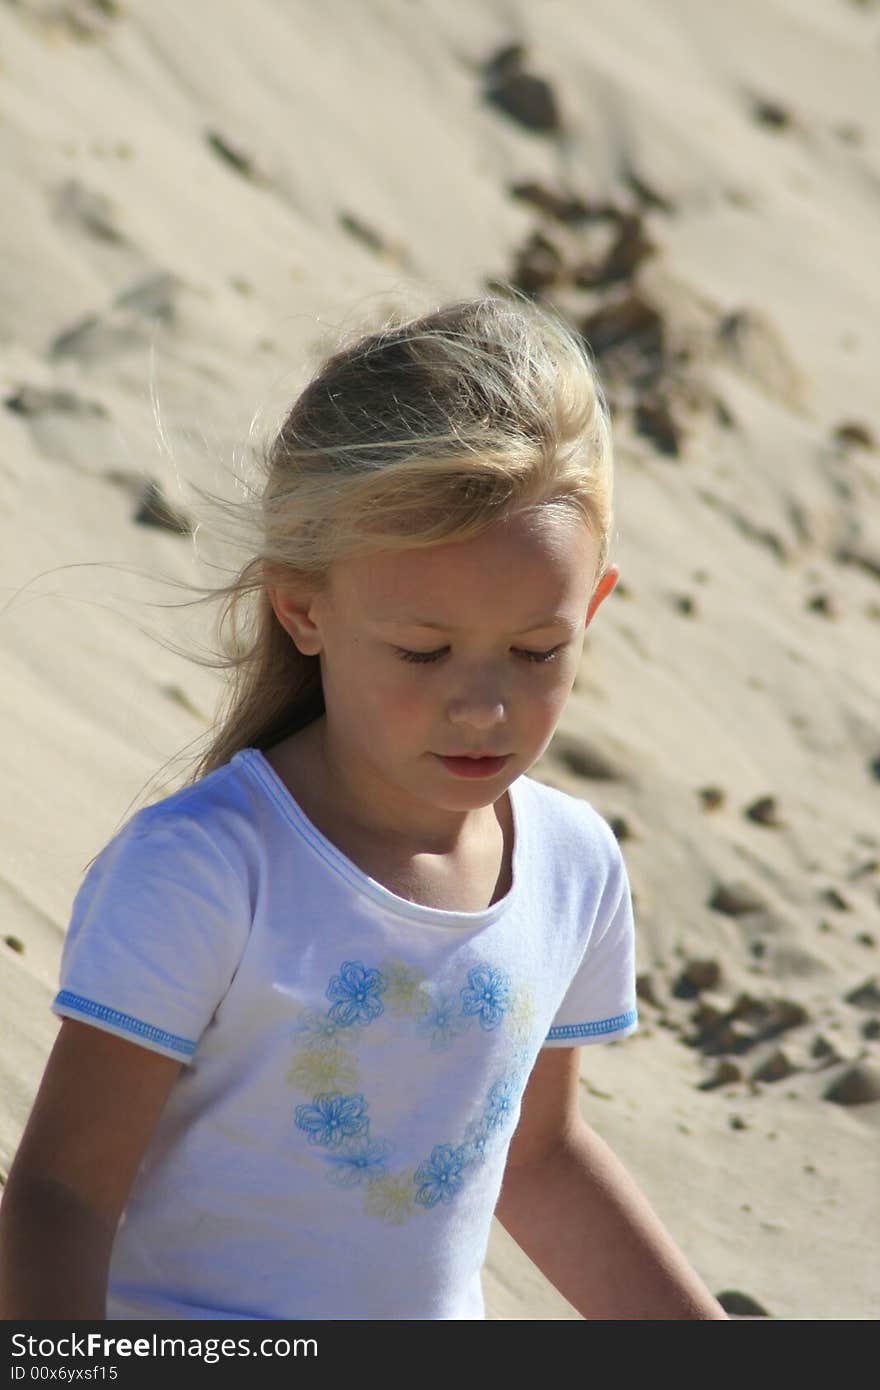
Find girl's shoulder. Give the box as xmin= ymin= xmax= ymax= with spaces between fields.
xmin=122 ymin=749 xmax=263 ymax=853
xmin=58 ymin=755 xmax=262 ymax=1064
xmin=82 ymin=751 xmax=265 ymax=905
xmin=517 ymin=771 xmax=622 ymax=865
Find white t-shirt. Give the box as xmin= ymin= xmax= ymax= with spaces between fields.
xmin=53 ymin=747 xmax=638 ymax=1320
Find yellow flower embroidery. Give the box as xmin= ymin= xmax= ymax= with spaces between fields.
xmin=287 ymin=1044 xmax=359 ymax=1093
xmin=364 ymin=1171 xmax=417 ymax=1225
xmin=292 ymin=1008 xmax=342 ymax=1047
xmin=379 ymin=959 xmax=429 ymax=1018
xmin=507 ymin=984 xmax=538 ymax=1046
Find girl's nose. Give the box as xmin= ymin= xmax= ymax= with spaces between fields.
xmin=445 ymin=657 xmax=511 ymax=728
xmin=447 ymin=693 xmax=508 ymax=728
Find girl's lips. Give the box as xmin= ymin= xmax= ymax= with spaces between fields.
xmin=434 ymin=754 xmax=510 ymax=779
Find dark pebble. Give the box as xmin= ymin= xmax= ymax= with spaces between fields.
xmin=206 ymin=130 xmax=260 ymax=180
xmin=134 ymin=480 xmax=192 ymax=535
xmin=709 ymin=881 xmax=767 ymax=916
xmin=550 ymin=734 xmax=622 ymax=781
xmin=844 ymin=978 xmax=880 ymax=1011
xmin=751 ymin=97 xmax=792 ymax=129
xmin=634 ymin=394 xmax=682 ymax=457
xmin=483 ymin=49 xmax=561 ymax=133
xmin=744 ymin=795 xmax=785 ymax=827
xmin=508 ymin=181 xmax=593 ymax=224
xmin=609 ymin=815 xmax=632 ymax=841
xmin=716 ymin=1290 xmax=771 ymax=1316
xmin=511 ymin=230 xmax=565 ymax=294
xmin=824 ymin=1063 xmax=880 ymax=1106
xmin=751 ymin=1048 xmax=797 ymax=1083
xmin=698 ymin=1059 xmax=741 ymax=1090
xmin=635 ymin=973 xmax=660 ymax=1007
xmin=833 ymin=421 xmax=875 ymax=449
xmin=806 ymin=592 xmax=837 ymax=618
xmin=5 ymin=385 xmax=107 ymax=418
xmin=672 ymin=958 xmax=722 ymax=999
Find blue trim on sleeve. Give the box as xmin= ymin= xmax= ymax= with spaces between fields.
xmin=545 ymin=1008 xmax=638 ymax=1042
xmin=53 ymin=991 xmax=197 ymax=1058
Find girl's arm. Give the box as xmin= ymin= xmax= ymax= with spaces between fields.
xmin=495 ymin=1046 xmax=727 ymax=1320
xmin=0 ymin=1019 xmax=182 ymax=1319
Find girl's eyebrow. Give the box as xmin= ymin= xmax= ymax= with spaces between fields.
xmin=373 ymin=615 xmax=579 ymax=634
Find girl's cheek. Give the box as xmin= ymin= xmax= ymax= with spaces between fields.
xmin=400 ymin=684 xmax=437 ymax=718
xmin=375 ymin=672 xmax=428 ymax=718
xmin=539 ymin=683 xmax=572 ymax=725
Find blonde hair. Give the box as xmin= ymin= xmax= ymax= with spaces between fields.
xmin=155 ymin=291 xmax=615 ymax=793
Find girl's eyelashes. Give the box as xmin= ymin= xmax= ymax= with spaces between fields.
xmin=393 ymin=644 xmax=566 ymax=665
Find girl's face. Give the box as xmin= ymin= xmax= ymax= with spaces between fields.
xmin=269 ymin=507 xmax=617 ymax=842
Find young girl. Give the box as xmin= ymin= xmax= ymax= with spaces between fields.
xmin=0 ymin=295 xmax=725 ymax=1321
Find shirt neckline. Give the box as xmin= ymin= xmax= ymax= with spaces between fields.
xmin=235 ymin=746 xmax=527 ymax=928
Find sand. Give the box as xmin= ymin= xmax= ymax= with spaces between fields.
xmin=1 ymin=0 xmax=879 ymax=1320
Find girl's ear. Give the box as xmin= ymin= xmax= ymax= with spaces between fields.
xmin=585 ymin=565 xmax=620 ymax=627
xmin=267 ymin=581 xmax=324 ymax=656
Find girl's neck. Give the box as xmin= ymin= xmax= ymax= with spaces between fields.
xmin=262 ymin=717 xmax=506 ymax=858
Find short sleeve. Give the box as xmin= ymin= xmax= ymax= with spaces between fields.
xmin=52 ymin=808 xmax=253 ymax=1064
xmin=542 ymin=834 xmax=638 ymax=1048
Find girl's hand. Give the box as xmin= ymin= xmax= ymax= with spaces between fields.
xmin=0 ymin=1018 xmax=182 ymax=1319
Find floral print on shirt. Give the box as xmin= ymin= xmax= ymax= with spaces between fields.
xmin=287 ymin=957 xmax=537 ymax=1225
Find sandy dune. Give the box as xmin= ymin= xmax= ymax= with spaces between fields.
xmin=2 ymin=0 xmax=879 ymax=1319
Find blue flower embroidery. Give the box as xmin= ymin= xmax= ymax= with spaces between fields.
xmin=326 ymin=960 xmax=387 ymax=1028
xmin=292 ymin=1010 xmax=342 ymax=1045
xmin=416 ymin=993 xmax=471 ymax=1051
xmin=462 ymin=1118 xmax=492 ymax=1166
xmin=414 ymin=1144 xmax=470 ymax=1208
xmin=460 ymin=964 xmax=511 ymax=1030
xmin=484 ymin=1075 xmax=519 ymax=1132
xmin=295 ymin=1092 xmax=369 ymax=1147
xmin=288 ymin=957 xmax=527 ymax=1223
xmin=323 ymin=1136 xmax=391 ymax=1188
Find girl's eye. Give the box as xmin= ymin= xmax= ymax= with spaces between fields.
xmin=393 ymin=645 xmax=565 ymax=665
